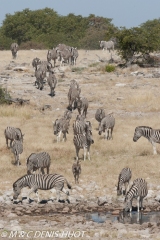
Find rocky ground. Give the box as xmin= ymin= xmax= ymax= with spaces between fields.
xmin=0 ymin=49 xmax=160 ymax=239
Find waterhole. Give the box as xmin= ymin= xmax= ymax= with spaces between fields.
xmin=86 ymin=211 xmax=160 ymax=224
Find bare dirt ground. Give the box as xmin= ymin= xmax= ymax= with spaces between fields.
xmin=0 ymin=49 xmax=160 ymax=239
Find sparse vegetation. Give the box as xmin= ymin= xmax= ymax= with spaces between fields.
xmin=105 ymin=64 xmax=115 ymax=72
xmin=0 ymin=86 xmax=11 ymax=105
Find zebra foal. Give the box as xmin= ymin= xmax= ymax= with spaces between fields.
xmin=13 ymin=174 xmax=71 ymax=203
xmin=117 ymin=168 xmax=132 ymax=196
xmin=133 ymin=126 xmax=160 ymax=155
xmin=124 ymin=178 xmax=148 ymax=212
xmin=4 ymin=126 xmax=24 ymax=148
xmin=26 ymin=152 xmax=51 ymax=174
xmin=72 ymin=160 xmax=81 ymax=184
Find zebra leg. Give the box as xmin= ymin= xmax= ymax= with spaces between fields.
xmin=140 ymin=197 xmax=143 ymax=210
xmin=84 ymin=147 xmax=87 ymax=161
xmin=10 ymin=139 xmax=13 ymax=148
xmin=76 ymin=147 xmax=79 ymax=160
xmin=46 ymin=166 xmax=49 ymax=174
xmin=87 ymin=146 xmax=90 ymax=160
xmin=151 ymin=142 xmax=157 ymax=155
xmin=137 ymin=196 xmax=140 ymax=212
xmin=41 ymin=168 xmax=45 ymax=174
xmin=6 ymin=138 xmax=9 ymax=148
xmin=110 ymin=127 xmax=113 ymax=140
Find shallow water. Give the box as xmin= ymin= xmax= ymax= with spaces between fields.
xmin=86 ymin=211 xmax=160 ymax=224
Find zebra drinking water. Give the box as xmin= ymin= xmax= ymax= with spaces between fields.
xmin=13 ymin=174 xmax=71 ymax=203
xmin=4 ymin=126 xmax=24 ymax=148
xmin=124 ymin=178 xmax=148 ymax=212
xmin=133 ymin=126 xmax=160 ymax=155
xmin=26 ymin=152 xmax=51 ymax=174
xmin=117 ymin=168 xmax=132 ymax=196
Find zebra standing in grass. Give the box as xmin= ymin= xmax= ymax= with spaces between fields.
xmin=98 ymin=114 xmax=115 ymax=140
xmin=67 ymin=86 xmax=81 ymax=111
xmin=74 ymin=97 xmax=89 ymax=117
xmin=72 ymin=160 xmax=81 ymax=184
xmin=10 ymin=43 xmax=19 ymax=59
xmin=133 ymin=126 xmax=160 ymax=155
xmin=53 ymin=118 xmax=70 ymax=142
xmin=117 ymin=168 xmax=132 ymax=196
xmin=95 ymin=108 xmax=105 ymax=128
xmin=124 ymin=178 xmax=148 ymax=212
xmin=73 ymin=121 xmax=94 ymax=161
xmin=11 ymin=139 xmax=23 ymax=166
xmin=63 ymin=109 xmax=72 ymax=121
xmin=32 ymin=57 xmax=41 ymax=70
xmin=47 ymin=68 xmax=57 ymax=97
xmin=26 ymin=152 xmax=51 ymax=175
xmin=73 ymin=117 xmax=86 ymax=135
xmin=4 ymin=127 xmax=24 ymax=148
xmin=13 ymin=174 xmax=71 ymax=203
xmin=70 ymin=79 xmax=79 ymax=89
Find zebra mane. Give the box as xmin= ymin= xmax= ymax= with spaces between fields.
xmin=137 ymin=126 xmax=152 ymax=130
xmin=26 ymin=153 xmax=36 ymax=164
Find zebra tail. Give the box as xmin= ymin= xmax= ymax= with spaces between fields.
xmin=66 ymin=179 xmax=72 ymax=189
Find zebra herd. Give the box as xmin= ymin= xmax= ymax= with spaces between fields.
xmin=7 ymin=43 xmax=160 ymax=211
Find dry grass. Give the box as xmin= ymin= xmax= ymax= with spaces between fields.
xmin=0 ymin=49 xmax=160 ymax=198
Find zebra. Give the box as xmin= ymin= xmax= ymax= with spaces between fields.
xmin=72 ymin=116 xmax=87 ymax=135
xmin=71 ymin=47 xmax=79 ymax=65
xmin=133 ymin=126 xmax=160 ymax=155
xmin=4 ymin=126 xmax=24 ymax=148
xmin=67 ymin=86 xmax=81 ymax=111
xmin=95 ymin=108 xmax=105 ymax=128
xmin=74 ymin=97 xmax=88 ymax=117
xmin=53 ymin=118 xmax=70 ymax=142
xmin=98 ymin=114 xmax=115 ymax=140
xmin=35 ymin=61 xmax=52 ymax=90
xmin=63 ymin=109 xmax=72 ymax=121
xmin=10 ymin=43 xmax=19 ymax=59
xmin=47 ymin=48 xmax=59 ymax=67
xmin=47 ymin=68 xmax=57 ymax=97
xmin=117 ymin=168 xmax=132 ymax=196
xmin=13 ymin=174 xmax=71 ymax=203
xmin=70 ymin=79 xmax=79 ymax=89
xmin=11 ymin=139 xmax=23 ymax=166
xmin=72 ymin=160 xmax=81 ymax=184
xmin=99 ymin=40 xmax=114 ymax=52
xmin=73 ymin=122 xmax=94 ymax=161
xmin=124 ymin=178 xmax=148 ymax=212
xmin=26 ymin=152 xmax=51 ymax=175
xmin=32 ymin=57 xmax=41 ymax=70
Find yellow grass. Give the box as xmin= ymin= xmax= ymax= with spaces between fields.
xmin=0 ymin=49 xmax=160 ymax=199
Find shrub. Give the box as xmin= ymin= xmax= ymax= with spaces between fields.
xmin=0 ymin=86 xmax=11 ymax=105
xmin=105 ymin=64 xmax=115 ymax=72
xmin=19 ymin=41 xmax=47 ymax=50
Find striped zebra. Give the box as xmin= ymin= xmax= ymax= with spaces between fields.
xmin=26 ymin=152 xmax=51 ymax=174
xmin=67 ymin=86 xmax=81 ymax=111
xmin=117 ymin=168 xmax=132 ymax=196
xmin=72 ymin=160 xmax=81 ymax=184
xmin=98 ymin=114 xmax=115 ymax=140
xmin=74 ymin=97 xmax=88 ymax=117
xmin=53 ymin=118 xmax=70 ymax=142
xmin=13 ymin=174 xmax=71 ymax=203
xmin=32 ymin=57 xmax=41 ymax=70
xmin=133 ymin=126 xmax=160 ymax=155
xmin=63 ymin=109 xmax=72 ymax=121
xmin=73 ymin=122 xmax=94 ymax=161
xmin=95 ymin=108 xmax=105 ymax=128
xmin=73 ymin=117 xmax=86 ymax=135
xmin=11 ymin=139 xmax=23 ymax=166
xmin=124 ymin=178 xmax=148 ymax=212
xmin=4 ymin=126 xmax=24 ymax=148
xmin=70 ymin=79 xmax=79 ymax=89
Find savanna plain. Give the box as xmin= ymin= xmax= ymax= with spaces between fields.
xmin=0 ymin=49 xmax=160 ymax=239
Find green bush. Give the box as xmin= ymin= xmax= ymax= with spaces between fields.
xmin=105 ymin=64 xmax=115 ymax=72
xmin=0 ymin=87 xmax=11 ymax=104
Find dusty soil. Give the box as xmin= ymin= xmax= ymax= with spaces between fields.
xmin=0 ymin=49 xmax=160 ymax=239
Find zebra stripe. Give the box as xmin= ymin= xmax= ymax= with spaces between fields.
xmin=73 ymin=126 xmax=94 ymax=161
xmin=53 ymin=118 xmax=70 ymax=142
xmin=4 ymin=126 xmax=24 ymax=148
xmin=133 ymin=126 xmax=160 ymax=154
xmin=124 ymin=178 xmax=148 ymax=212
xmin=117 ymin=168 xmax=132 ymax=196
xmin=98 ymin=114 xmax=115 ymax=140
xmin=26 ymin=152 xmax=51 ymax=174
xmin=13 ymin=174 xmax=71 ymax=203
xmin=12 ymin=139 xmax=23 ymax=166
